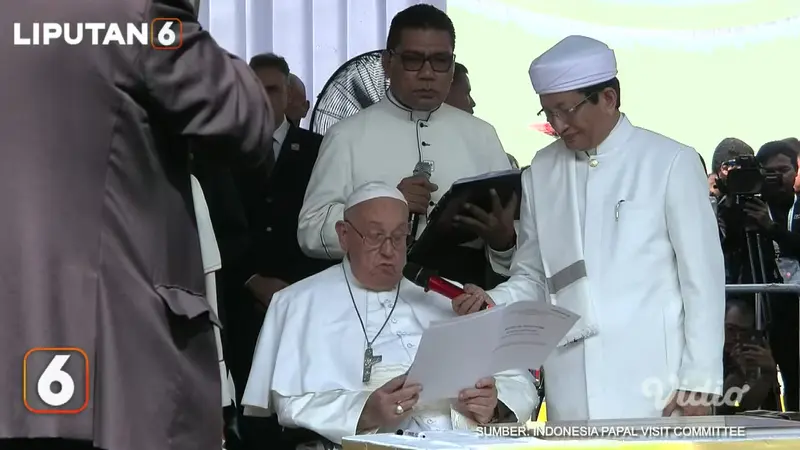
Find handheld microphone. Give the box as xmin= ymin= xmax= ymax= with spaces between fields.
xmin=408 ymin=161 xmax=434 ymax=245
xmin=402 ymin=262 xmax=489 ymax=310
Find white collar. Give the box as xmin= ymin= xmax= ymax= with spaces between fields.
xmin=342 ymin=257 xmax=400 ymax=294
xmin=581 ymin=113 xmax=633 ymax=158
xmin=597 ymin=113 xmax=632 ymax=154
xmin=382 ymin=89 xmax=442 ymax=122
xmin=273 ymin=117 xmax=290 ymax=147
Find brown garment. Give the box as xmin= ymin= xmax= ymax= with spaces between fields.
xmin=0 ymin=1 xmax=273 ymax=450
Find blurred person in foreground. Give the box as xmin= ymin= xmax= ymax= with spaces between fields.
xmin=717 ymin=140 xmax=800 ymax=411
xmin=717 ymin=299 xmax=781 ymax=414
xmin=452 ymin=35 xmax=725 ymax=420
xmin=0 ymin=1 xmax=274 ymax=449
xmin=242 ymin=182 xmax=536 ymax=447
xmin=287 ymin=73 xmax=311 ymax=128
xmin=298 ymin=4 xmax=516 ymax=288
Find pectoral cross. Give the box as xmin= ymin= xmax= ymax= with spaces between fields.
xmin=362 ymin=345 xmax=382 ymax=383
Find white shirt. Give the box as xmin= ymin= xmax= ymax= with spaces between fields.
xmin=241 ymin=261 xmax=538 ymax=444
xmin=273 ymin=117 xmax=290 ymax=160
xmin=297 ymin=91 xmax=512 ymax=260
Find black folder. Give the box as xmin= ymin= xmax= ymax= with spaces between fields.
xmin=407 ymin=169 xmax=522 ymax=271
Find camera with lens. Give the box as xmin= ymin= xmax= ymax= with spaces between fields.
xmin=716 ymin=155 xmax=783 ymax=200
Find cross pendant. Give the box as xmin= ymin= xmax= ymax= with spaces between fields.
xmin=362 ymin=346 xmax=382 ymax=383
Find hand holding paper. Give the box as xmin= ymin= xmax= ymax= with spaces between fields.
xmin=404 ymin=301 xmax=579 ymax=403
xmin=456 ymin=376 xmax=498 ymax=424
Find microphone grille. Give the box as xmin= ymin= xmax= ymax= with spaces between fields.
xmin=402 ymin=262 xmax=437 ymax=288
xmin=413 ymin=160 xmax=434 ymax=179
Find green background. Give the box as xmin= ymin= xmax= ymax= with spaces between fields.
xmin=449 ymin=0 xmax=800 ymax=168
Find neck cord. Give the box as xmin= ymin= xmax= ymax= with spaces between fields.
xmin=342 ymin=264 xmax=400 ymax=347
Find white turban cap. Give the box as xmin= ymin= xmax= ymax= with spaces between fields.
xmin=529 ymin=35 xmax=617 ymax=95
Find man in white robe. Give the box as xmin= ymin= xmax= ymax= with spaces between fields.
xmin=454 ymin=36 xmax=725 ymax=420
xmin=243 ymin=182 xmax=537 ymax=447
xmin=297 ymin=4 xmax=515 ymax=287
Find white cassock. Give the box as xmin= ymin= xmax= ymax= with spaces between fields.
xmin=297 ymin=91 xmax=514 ymax=266
xmin=241 ymin=260 xmax=538 ymax=445
xmin=488 ymin=36 xmax=725 ymax=420
xmin=190 ymin=175 xmax=236 ymax=407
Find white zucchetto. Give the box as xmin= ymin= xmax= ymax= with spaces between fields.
xmin=529 ymin=35 xmax=617 ymax=95
xmin=344 ymin=181 xmax=407 ymax=212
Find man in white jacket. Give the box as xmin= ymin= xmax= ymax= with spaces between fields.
xmin=454 ymin=35 xmax=725 ymax=421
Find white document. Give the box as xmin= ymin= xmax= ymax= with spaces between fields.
xmin=405 ymin=301 xmax=579 ymax=403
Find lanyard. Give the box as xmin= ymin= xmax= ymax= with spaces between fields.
xmin=767 ymin=194 xmax=800 ymax=233
xmin=768 ymin=195 xmax=800 ymax=261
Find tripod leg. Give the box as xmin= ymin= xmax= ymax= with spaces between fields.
xmin=745 ymin=233 xmax=760 ymax=283
xmin=754 ymin=233 xmax=773 ymax=328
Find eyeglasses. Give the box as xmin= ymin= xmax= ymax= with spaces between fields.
xmin=345 ymin=220 xmax=409 ymax=249
xmin=537 ymin=95 xmax=592 ymax=123
xmin=389 ymin=50 xmax=454 ymax=73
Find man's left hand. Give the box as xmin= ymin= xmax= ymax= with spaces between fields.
xmin=742 ymin=198 xmax=772 ymax=230
xmin=662 ymin=390 xmax=712 ymax=417
xmin=452 ymin=284 xmax=495 ymax=316
xmin=453 ymin=189 xmax=517 ymax=250
xmin=457 ymin=377 xmax=499 ymax=424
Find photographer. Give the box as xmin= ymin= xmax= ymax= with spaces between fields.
xmin=709 ymin=138 xmax=754 ymax=198
xmin=718 ymin=298 xmax=781 ymax=414
xmin=717 ymin=140 xmax=800 ymax=411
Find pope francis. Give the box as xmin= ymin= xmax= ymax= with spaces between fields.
xmin=454 ymin=36 xmax=725 ymax=420
xmin=243 ymin=182 xmax=537 ymax=447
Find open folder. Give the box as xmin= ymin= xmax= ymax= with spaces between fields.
xmin=404 ymin=301 xmax=579 ymax=403
xmin=407 ymin=169 xmax=522 ymax=267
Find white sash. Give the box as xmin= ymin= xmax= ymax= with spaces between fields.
xmin=190 ymin=175 xmax=237 ymax=407
xmin=530 ymin=149 xmax=598 ymax=347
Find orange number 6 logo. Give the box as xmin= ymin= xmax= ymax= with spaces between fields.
xmin=23 ymin=347 xmax=89 ymax=414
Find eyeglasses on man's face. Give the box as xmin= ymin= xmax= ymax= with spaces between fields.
xmin=389 ymin=50 xmax=454 ymax=73
xmin=537 ymin=94 xmax=592 ymax=123
xmin=345 ymin=220 xmax=409 ymax=249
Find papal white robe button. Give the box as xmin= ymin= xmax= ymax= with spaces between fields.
xmin=391 ymin=318 xmax=398 ymax=323
xmin=589 ymin=159 xmax=598 ymax=167
xmin=426 ymin=419 xmax=434 ymax=424
xmin=406 ymin=343 xmax=414 ymax=348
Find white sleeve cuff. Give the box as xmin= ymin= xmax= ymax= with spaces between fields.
xmin=487 ymin=245 xmax=516 ymax=276
xmin=494 ymin=370 xmax=538 ymax=423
